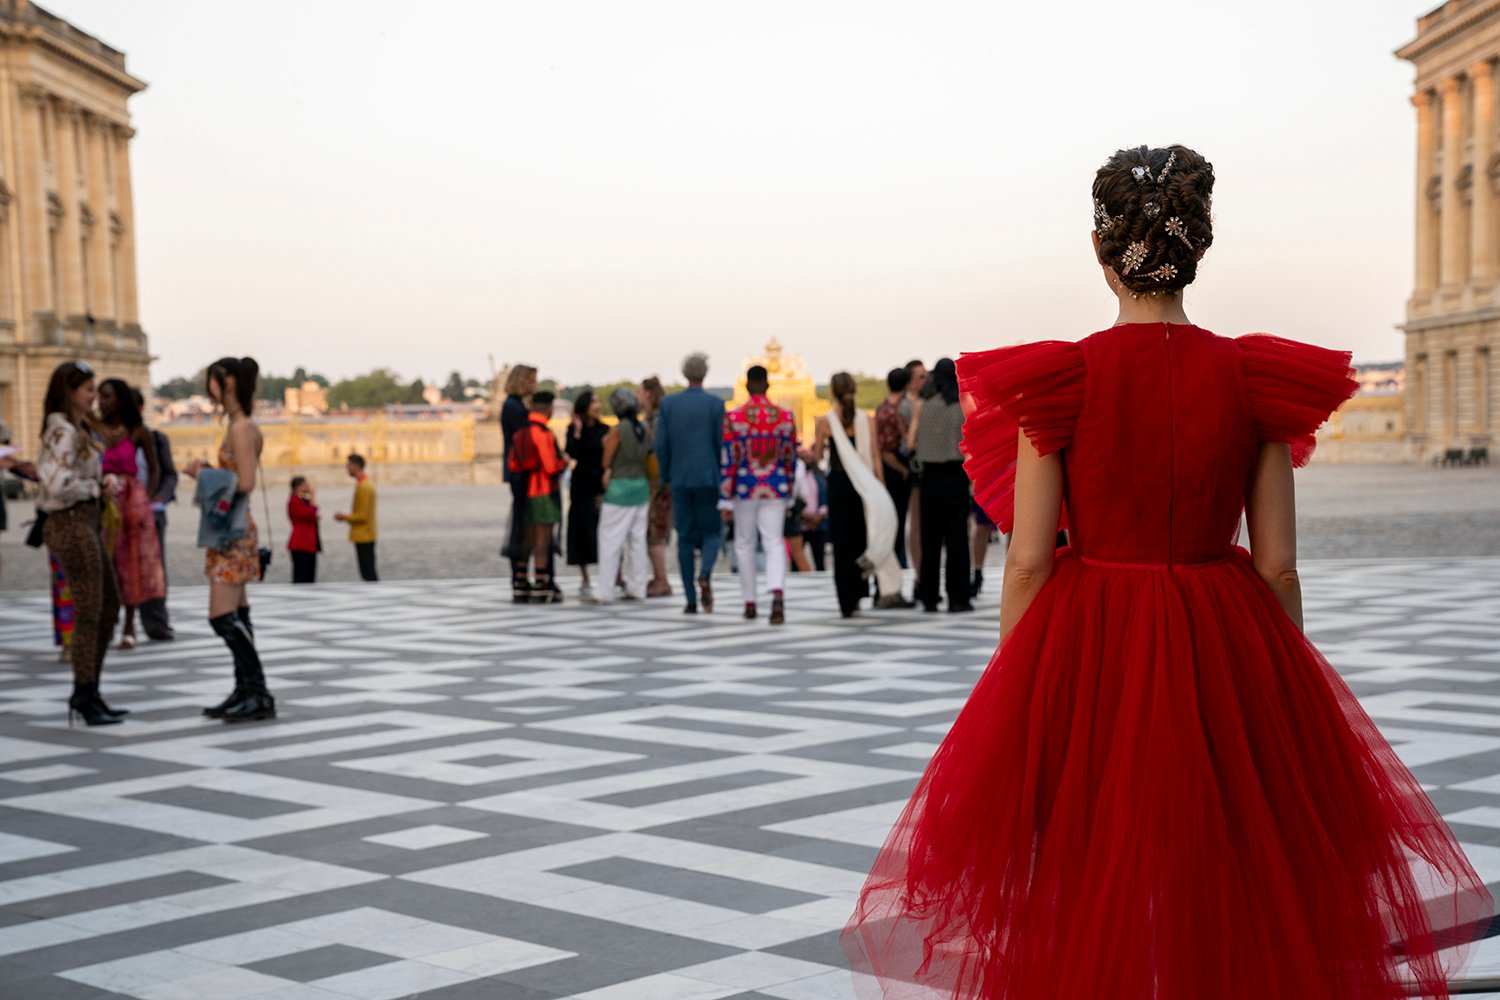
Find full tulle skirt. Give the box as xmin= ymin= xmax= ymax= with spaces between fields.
xmin=842 ymin=549 xmax=1491 ymax=999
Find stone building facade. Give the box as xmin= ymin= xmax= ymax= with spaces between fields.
xmin=0 ymin=0 xmax=148 ymax=447
xmin=1398 ymin=1 xmax=1500 ymax=461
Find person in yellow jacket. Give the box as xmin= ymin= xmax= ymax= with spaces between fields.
xmin=334 ymin=453 xmax=378 ymax=581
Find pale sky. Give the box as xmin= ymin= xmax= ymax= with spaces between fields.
xmin=53 ymin=0 xmax=1431 ymax=386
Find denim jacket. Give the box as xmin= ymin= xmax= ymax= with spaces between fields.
xmin=194 ymin=467 xmax=249 ymax=550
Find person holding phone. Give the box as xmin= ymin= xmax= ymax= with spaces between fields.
xmin=287 ymin=476 xmax=321 ymax=583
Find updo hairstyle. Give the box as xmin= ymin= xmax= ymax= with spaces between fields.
xmin=1092 ymin=144 xmax=1214 ymax=295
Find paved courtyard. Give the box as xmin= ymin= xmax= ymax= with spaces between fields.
xmin=4 ymin=463 xmax=1500 ymax=592
xmin=0 ymin=560 xmax=1499 ymax=998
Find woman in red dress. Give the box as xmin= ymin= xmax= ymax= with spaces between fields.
xmin=842 ymin=145 xmax=1493 ymax=999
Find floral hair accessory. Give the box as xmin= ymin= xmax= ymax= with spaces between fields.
xmin=1120 ymin=241 xmax=1148 ymax=275
xmin=1164 ymin=216 xmax=1193 ymax=249
xmin=1093 ymin=199 xmax=1115 ymax=233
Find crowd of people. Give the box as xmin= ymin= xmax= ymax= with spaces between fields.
xmin=501 ymin=352 xmax=990 ymax=622
xmin=0 ymin=347 xmax=991 ymax=725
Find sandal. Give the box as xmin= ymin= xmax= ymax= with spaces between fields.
xmin=118 ymin=634 xmax=137 ymax=651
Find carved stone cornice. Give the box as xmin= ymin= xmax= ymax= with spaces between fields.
xmin=1398 ymin=0 xmax=1500 ymax=64
xmin=110 ymin=123 xmax=135 ymax=143
xmin=16 ymin=82 xmax=47 ymax=108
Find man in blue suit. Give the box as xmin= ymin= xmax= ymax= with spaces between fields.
xmin=654 ymin=352 xmax=726 ymax=613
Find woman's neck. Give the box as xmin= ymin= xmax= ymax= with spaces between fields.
xmin=1112 ymin=291 xmax=1192 ymax=327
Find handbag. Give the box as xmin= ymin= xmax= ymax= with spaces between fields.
xmin=257 ymin=467 xmax=273 ymax=581
xmin=24 ymin=510 xmax=46 ymax=548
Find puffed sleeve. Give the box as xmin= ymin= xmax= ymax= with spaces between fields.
xmin=955 ymin=339 xmax=1085 ymax=533
xmin=1236 ymin=334 xmax=1358 ymax=468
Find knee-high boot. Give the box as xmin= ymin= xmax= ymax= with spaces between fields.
xmin=206 ymin=612 xmax=275 ymax=722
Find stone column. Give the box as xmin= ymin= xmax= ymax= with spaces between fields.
xmin=1472 ymin=62 xmax=1496 ymax=286
xmin=15 ymin=85 xmax=51 ymax=320
xmin=83 ymin=114 xmax=115 ymax=325
xmin=51 ymin=99 xmax=85 ymax=320
xmin=110 ymin=125 xmax=139 ymax=328
xmin=1415 ymin=89 xmax=1439 ymax=296
xmin=1440 ymin=76 xmax=1467 ymax=290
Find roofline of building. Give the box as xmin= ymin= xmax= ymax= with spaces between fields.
xmin=0 ymin=0 xmax=146 ymax=94
xmin=1397 ymin=0 xmax=1500 ymax=64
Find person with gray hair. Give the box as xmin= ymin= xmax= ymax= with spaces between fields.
xmin=681 ymin=352 xmax=709 ymax=384
xmin=655 ymin=352 xmax=727 ymax=613
xmin=595 ymin=387 xmax=652 ymax=602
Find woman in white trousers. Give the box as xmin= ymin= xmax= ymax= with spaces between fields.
xmin=596 ymin=388 xmax=652 ymax=603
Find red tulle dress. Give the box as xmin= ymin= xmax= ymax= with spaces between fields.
xmin=842 ymin=323 xmax=1493 ymax=999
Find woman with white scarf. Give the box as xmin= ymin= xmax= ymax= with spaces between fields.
xmin=814 ymin=373 xmax=905 ymax=617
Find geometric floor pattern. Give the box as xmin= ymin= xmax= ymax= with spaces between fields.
xmin=1 ymin=557 xmax=1499 ymax=998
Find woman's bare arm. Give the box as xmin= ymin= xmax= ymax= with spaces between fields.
xmin=229 ymin=421 xmax=259 ymax=494
xmin=1245 ymin=441 xmax=1303 ymax=630
xmin=998 ymin=429 xmax=1063 ymax=641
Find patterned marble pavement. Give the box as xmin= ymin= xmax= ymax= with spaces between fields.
xmin=0 ymin=558 xmax=1498 ymax=999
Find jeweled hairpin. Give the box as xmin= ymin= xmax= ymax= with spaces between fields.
xmin=1093 ymin=199 xmax=1115 ymax=233
xmin=1140 ymin=263 xmax=1178 ymax=283
xmin=1164 ymin=216 xmax=1193 ymax=249
xmin=1158 ymin=150 xmax=1176 ymax=181
xmin=1120 ymin=241 xmax=1148 ymax=275
xmin=1143 ymin=200 xmax=1161 ymax=219
xmin=1131 ymin=165 xmax=1150 ymax=184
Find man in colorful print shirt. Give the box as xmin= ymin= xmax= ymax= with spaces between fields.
xmin=721 ymin=365 xmax=798 ymax=625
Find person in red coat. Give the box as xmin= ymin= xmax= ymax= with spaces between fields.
xmin=287 ymin=476 xmax=321 ymax=584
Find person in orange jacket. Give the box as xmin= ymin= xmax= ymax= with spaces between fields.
xmin=507 ymin=391 xmax=567 ymax=603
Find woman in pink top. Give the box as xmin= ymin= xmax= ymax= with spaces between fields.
xmin=98 ymin=379 xmax=164 ymax=650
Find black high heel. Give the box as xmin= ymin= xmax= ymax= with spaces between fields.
xmin=203 ymin=688 xmax=244 ymax=719
xmin=68 ymin=683 xmax=122 ymax=727
xmin=209 ymin=612 xmax=275 ymax=724
xmin=220 ymin=687 xmax=276 ymax=723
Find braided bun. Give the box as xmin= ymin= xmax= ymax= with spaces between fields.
xmin=1092 ymin=144 xmax=1214 ymax=295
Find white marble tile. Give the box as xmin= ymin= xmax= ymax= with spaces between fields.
xmin=310 ymin=959 xmax=471 ymax=999
xmin=0 ymin=763 xmax=96 ymax=783
xmin=0 ymin=831 xmax=74 ymax=864
xmin=361 ymin=824 xmax=487 ymax=850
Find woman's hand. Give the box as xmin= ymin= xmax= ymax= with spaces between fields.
xmin=183 ymin=458 xmax=206 ymax=478
xmin=102 ymin=473 xmax=123 ymax=498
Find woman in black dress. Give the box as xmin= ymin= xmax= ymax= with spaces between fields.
xmin=565 ymin=391 xmax=607 ymax=601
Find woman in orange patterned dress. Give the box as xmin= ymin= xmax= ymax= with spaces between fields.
xmin=183 ymin=357 xmax=275 ymax=723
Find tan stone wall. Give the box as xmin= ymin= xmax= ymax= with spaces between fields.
xmin=1398 ymin=5 xmax=1500 ymax=462
xmin=163 ymin=413 xmax=478 ymax=471
xmin=0 ymin=1 xmax=149 ymax=449
xmin=1315 ymin=393 xmax=1409 ymax=464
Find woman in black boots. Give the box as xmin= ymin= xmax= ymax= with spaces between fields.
xmin=36 ymin=361 xmax=126 ymax=725
xmin=184 ymin=357 xmax=275 ymax=723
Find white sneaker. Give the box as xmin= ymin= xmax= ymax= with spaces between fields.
xmin=579 ymin=583 xmax=598 ymax=604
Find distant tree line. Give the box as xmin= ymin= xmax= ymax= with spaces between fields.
xmin=155 ymin=367 xmax=485 ymax=409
